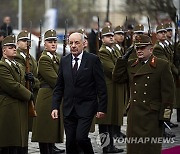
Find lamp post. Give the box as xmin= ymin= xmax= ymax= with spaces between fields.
xmin=18 ymin=0 xmax=22 ymax=30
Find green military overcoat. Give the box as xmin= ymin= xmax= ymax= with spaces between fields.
xmin=15 ymin=48 xmax=40 ymax=131
xmin=0 ymin=57 xmax=32 ymax=147
xmin=96 ymin=44 xmax=124 ymax=125
xmin=153 ymin=41 xmax=178 ymax=108
xmin=175 ymin=42 xmax=180 ymax=108
xmin=113 ymin=56 xmax=175 ymax=154
xmin=113 ymin=43 xmax=129 ymax=117
xmin=32 ymin=50 xmax=63 ymax=143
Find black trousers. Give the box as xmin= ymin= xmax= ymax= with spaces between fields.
xmin=63 ymin=108 xmax=94 ymax=154
xmin=99 ymin=124 xmax=114 ymax=147
xmin=39 ymin=143 xmax=53 ymax=154
xmin=0 ymin=146 xmax=27 ymax=154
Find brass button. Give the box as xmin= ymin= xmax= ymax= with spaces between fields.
xmin=133 ymin=99 xmax=137 ymax=102
xmin=134 ymin=91 xmax=137 ymax=94
xmin=145 ymin=84 xmax=148 ymax=87
xmin=144 ymin=92 xmax=146 ymax=95
xmin=134 ymin=83 xmax=137 ymax=86
xmin=143 ymin=100 xmax=146 ymax=103
xmin=147 ymin=76 xmax=150 ymax=79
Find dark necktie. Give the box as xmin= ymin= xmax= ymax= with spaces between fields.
xmin=73 ymin=57 xmax=79 ymax=75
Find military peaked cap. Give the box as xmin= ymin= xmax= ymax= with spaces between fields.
xmin=44 ymin=29 xmax=57 ymax=41
xmin=17 ymin=30 xmax=29 ymax=41
xmin=165 ymin=22 xmax=173 ymax=30
xmin=134 ymin=24 xmax=144 ymax=33
xmin=2 ymin=35 xmax=16 ymax=47
xmin=78 ymin=28 xmax=88 ymax=39
xmin=156 ymin=24 xmax=167 ymax=33
xmin=114 ymin=26 xmax=124 ymax=34
xmin=101 ymin=26 xmax=114 ymax=36
xmin=134 ymin=34 xmax=152 ymax=47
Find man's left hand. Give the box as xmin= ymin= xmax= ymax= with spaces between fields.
xmin=96 ymin=112 xmax=106 ymax=119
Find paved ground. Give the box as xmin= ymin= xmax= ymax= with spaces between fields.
xmin=28 ymin=109 xmax=180 ymax=154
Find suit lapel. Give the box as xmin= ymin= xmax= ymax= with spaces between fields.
xmin=66 ymin=54 xmax=74 ymax=84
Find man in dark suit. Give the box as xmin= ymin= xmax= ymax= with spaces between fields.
xmin=51 ymin=32 xmax=107 ymax=154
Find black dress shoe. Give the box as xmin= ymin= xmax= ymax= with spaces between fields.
xmin=103 ymin=145 xmax=124 ymax=153
xmin=163 ymin=131 xmax=176 ymax=138
xmin=167 ymin=122 xmax=178 ymax=128
xmin=52 ymin=145 xmax=65 ymax=153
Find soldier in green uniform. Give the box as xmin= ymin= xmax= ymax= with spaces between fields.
xmin=153 ymin=24 xmax=179 ymax=130
xmin=15 ymin=30 xmax=40 ymax=132
xmin=113 ymin=26 xmax=128 ymax=138
xmin=32 ymin=30 xmax=65 ymax=154
xmin=176 ymin=41 xmax=180 ymax=122
xmin=165 ymin=22 xmax=173 ymax=47
xmin=128 ymin=24 xmax=145 ymax=60
xmin=97 ymin=26 xmax=123 ymax=153
xmin=113 ymin=34 xmax=175 ymax=154
xmin=0 ymin=35 xmax=33 ymax=154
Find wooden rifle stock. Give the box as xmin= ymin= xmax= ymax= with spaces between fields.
xmin=26 ymin=21 xmax=37 ymax=117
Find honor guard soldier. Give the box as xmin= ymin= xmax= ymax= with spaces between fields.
xmin=97 ymin=26 xmax=124 ymax=153
xmin=153 ymin=24 xmax=179 ymax=131
xmin=128 ymin=24 xmax=145 ymax=60
xmin=113 ymin=34 xmax=175 ymax=154
xmin=176 ymin=42 xmax=180 ymax=122
xmin=113 ymin=26 xmax=128 ymax=138
xmin=0 ymin=35 xmax=33 ymax=154
xmin=32 ymin=29 xmax=65 ymax=154
xmin=15 ymin=30 xmax=40 ymax=132
xmin=165 ymin=22 xmax=173 ymax=47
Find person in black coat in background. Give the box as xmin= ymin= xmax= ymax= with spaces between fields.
xmin=0 ymin=16 xmax=13 ymax=36
xmin=51 ymin=32 xmax=107 ymax=154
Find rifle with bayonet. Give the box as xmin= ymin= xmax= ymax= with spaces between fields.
xmin=26 ymin=21 xmax=37 ymax=117
xmin=147 ymin=16 xmax=152 ymax=38
xmin=37 ymin=20 xmax=42 ymax=56
xmin=96 ymin=16 xmax=101 ymax=55
xmin=63 ymin=19 xmax=68 ymax=56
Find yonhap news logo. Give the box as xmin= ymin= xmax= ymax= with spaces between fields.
xmin=96 ymin=133 xmax=175 ymax=147
xmin=96 ymin=132 xmax=110 ymax=148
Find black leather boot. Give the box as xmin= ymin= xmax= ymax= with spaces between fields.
xmin=52 ymin=144 xmax=65 ymax=153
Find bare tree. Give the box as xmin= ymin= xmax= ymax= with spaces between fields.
xmin=126 ymin=0 xmax=177 ymax=23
